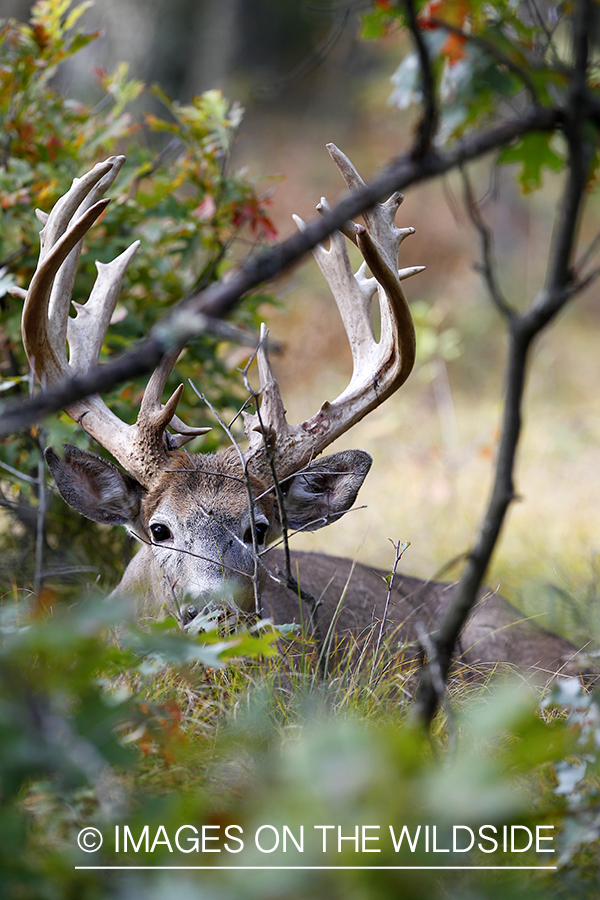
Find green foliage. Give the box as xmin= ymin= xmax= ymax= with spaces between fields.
xmin=0 ymin=593 xmax=281 ymax=899
xmin=542 ymin=680 xmax=600 ymax=870
xmin=362 ymin=0 xmax=595 ymax=183
xmin=0 ymin=0 xmax=277 ymax=591
xmin=498 ymin=132 xmax=565 ymax=193
xmin=411 ymin=299 xmax=461 ymax=365
xmin=2 ymin=589 xmax=599 ymax=900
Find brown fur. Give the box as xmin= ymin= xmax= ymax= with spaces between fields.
xmin=261 ymin=549 xmax=595 ymax=682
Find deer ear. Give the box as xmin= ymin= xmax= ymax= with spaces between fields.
xmin=282 ymin=450 xmax=372 ymax=532
xmin=45 ymin=444 xmax=142 ymax=525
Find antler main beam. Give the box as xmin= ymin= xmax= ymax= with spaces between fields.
xmin=16 ymin=157 xmax=208 ymax=487
xmin=244 ymin=143 xmax=423 ymax=480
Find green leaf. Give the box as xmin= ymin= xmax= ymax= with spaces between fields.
xmin=360 ymin=9 xmax=391 ymax=41
xmin=498 ymin=132 xmax=565 ymax=193
xmin=63 ymin=0 xmax=93 ymax=32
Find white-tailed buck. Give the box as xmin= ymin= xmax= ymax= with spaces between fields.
xmin=14 ymin=149 xmax=593 ymax=681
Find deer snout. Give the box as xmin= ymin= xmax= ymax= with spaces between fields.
xmin=181 ymin=590 xmax=256 ymax=632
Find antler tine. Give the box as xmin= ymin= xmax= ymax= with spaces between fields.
xmin=354 ymin=224 xmax=416 ymax=394
xmin=68 ymin=241 xmax=140 ymax=373
xmin=167 ymin=418 xmax=212 ymax=450
xmin=244 ymin=145 xmax=424 ymax=483
xmin=326 ymin=143 xmax=413 ymax=270
xmin=40 ymin=158 xmax=117 ymax=253
xmin=137 ymin=346 xmax=212 ymax=451
xmin=139 ymin=347 xmax=182 ymax=414
xmin=47 ymin=157 xmax=126 ymax=353
xmin=316 ymin=197 xmax=357 ymax=245
xmin=257 ymin=325 xmax=289 ymax=437
xmin=22 ymin=198 xmax=111 ymax=381
xmin=22 ymin=157 xmax=126 ymax=381
xmin=325 ymin=143 xmax=366 ymax=192
xmin=299 ymin=220 xmax=375 ymax=378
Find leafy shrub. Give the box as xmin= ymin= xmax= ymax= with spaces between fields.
xmin=0 ymin=0 xmax=277 ymax=593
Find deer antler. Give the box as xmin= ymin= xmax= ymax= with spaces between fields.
xmin=14 ymin=157 xmax=208 ymax=487
xmin=244 ymin=143 xmax=423 ymax=480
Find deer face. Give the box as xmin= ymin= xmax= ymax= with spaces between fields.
xmin=139 ymin=451 xmax=275 ymax=615
xmin=45 ymin=444 xmax=372 ymax=618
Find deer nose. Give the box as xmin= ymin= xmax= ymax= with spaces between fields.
xmin=182 ymin=602 xmax=216 ymax=625
xmin=181 ymin=597 xmax=237 ymax=632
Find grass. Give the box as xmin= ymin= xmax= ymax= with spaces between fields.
xmin=5 ymin=579 xmax=599 ymax=900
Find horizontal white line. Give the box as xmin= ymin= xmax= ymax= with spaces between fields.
xmin=74 ymin=865 xmax=558 ymax=871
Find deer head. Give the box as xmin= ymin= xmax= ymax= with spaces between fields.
xmin=14 ymin=147 xmax=423 ymax=618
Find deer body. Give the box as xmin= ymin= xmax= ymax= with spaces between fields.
xmin=13 ymin=150 xmax=592 ymax=682
xmin=262 ymin=550 xmax=587 ymax=677
xmin=110 ymin=537 xmax=587 ymax=678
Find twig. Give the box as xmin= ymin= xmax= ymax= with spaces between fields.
xmin=258 ymin=503 xmax=366 ymax=553
xmin=575 ymin=227 xmax=600 ymax=275
xmin=404 ymin=0 xmax=438 ymax=156
xmin=572 ymin=265 xmax=600 ymax=295
xmin=240 ymin=333 xmax=292 ymax=580
xmin=129 ymin=524 xmax=258 ymax=579
xmin=28 ymin=360 xmax=48 ymax=597
xmin=0 ymin=459 xmax=38 ymax=485
xmin=189 ymin=384 xmax=264 ymax=617
xmin=370 ymin=539 xmax=410 ymax=684
xmin=33 ymin=431 xmax=47 ymax=597
xmin=526 ymin=0 xmax=558 ymax=55
xmin=239 ymin=336 xmax=324 ymax=649
xmin=461 ymin=166 xmax=516 ymax=320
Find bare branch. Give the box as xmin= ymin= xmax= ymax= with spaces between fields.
xmin=404 ymin=0 xmax=438 ymax=155
xmin=522 ymin=4 xmax=594 ymax=336
xmin=460 ymin=167 xmax=516 ymax=320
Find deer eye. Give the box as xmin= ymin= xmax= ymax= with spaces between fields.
xmin=150 ymin=523 xmax=172 ymax=542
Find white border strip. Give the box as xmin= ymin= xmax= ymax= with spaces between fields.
xmin=75 ymin=865 xmax=558 ymax=871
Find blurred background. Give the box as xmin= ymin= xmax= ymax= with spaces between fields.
xmin=3 ymin=0 xmax=600 ymax=641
